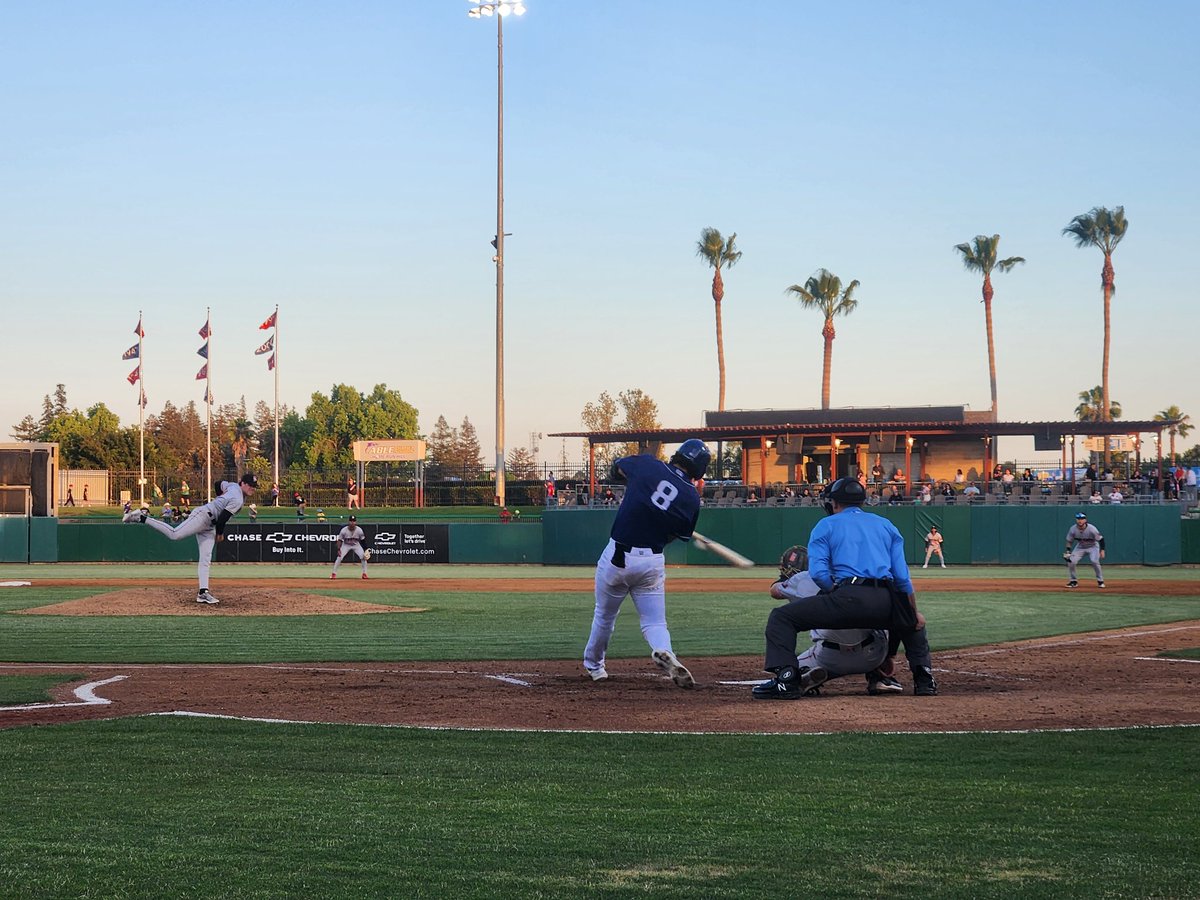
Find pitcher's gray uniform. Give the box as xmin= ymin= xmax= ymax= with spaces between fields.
xmin=125 ymin=475 xmax=257 ymax=604
xmin=1065 ymin=513 xmax=1105 ymax=587
xmin=331 ymin=516 xmax=369 ymax=579
xmin=775 ymin=570 xmax=889 ymax=678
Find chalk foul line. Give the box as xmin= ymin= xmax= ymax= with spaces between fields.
xmin=0 ymin=674 xmax=128 ymax=713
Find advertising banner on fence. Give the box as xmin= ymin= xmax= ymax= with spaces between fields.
xmin=215 ymin=523 xmax=449 ymax=564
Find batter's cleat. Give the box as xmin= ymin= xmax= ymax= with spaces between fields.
xmin=867 ymin=673 xmax=904 ymax=695
xmin=587 ymin=666 xmax=608 ymax=682
xmin=1097 ymin=580 xmax=1105 ymax=588
xmin=912 ymin=666 xmax=938 ymax=696
xmin=652 ymin=649 xmax=695 ymax=688
xmin=752 ymin=667 xmax=804 ymax=700
xmin=195 ymin=589 xmax=219 ymax=605
xmin=1066 ymin=580 xmax=1078 ymax=589
xmin=361 ymin=573 xmax=369 ymax=580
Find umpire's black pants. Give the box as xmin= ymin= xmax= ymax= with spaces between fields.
xmin=763 ymin=585 xmax=931 ymax=673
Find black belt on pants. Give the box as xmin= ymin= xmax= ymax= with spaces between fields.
xmin=612 ymin=541 xmax=663 ymax=569
xmin=821 ymin=634 xmax=876 ymax=652
xmin=836 ymin=577 xmax=893 ymax=588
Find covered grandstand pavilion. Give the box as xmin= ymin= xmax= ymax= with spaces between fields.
xmin=553 ymin=405 xmax=1179 ymax=501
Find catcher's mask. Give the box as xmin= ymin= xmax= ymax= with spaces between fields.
xmin=779 ymin=545 xmax=808 ymax=578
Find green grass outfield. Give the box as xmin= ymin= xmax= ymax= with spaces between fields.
xmin=2 ymin=564 xmax=1199 ymax=898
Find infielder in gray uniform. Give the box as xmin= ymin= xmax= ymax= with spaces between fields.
xmin=771 ymin=545 xmax=902 ymax=695
xmin=331 ymin=514 xmax=370 ymax=580
xmin=123 ymin=473 xmax=258 ymax=604
xmin=1064 ymin=512 xmax=1105 ymax=588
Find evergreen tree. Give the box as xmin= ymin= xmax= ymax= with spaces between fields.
xmin=457 ymin=417 xmax=483 ymax=478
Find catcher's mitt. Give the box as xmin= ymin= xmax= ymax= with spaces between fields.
xmin=778 ymin=545 xmax=808 ymax=580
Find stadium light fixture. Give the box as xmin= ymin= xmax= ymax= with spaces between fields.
xmin=468 ymin=0 xmax=526 ymax=508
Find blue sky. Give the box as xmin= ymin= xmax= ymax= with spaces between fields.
xmin=2 ymin=1 xmax=1197 ymax=466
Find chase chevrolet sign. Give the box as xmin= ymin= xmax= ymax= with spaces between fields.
xmin=216 ymin=523 xmax=449 ymax=564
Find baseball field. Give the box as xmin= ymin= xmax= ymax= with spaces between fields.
xmin=2 ymin=563 xmax=1198 ymax=898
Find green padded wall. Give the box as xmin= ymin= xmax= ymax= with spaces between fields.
xmin=0 ymin=518 xmax=29 ymax=563
xmin=450 ymin=523 xmax=543 ymax=564
xmin=29 ymin=517 xmax=58 ymax=562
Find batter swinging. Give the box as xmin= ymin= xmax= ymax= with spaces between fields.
xmin=582 ymin=439 xmax=710 ymax=688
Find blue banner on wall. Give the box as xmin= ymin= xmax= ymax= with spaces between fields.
xmin=215 ymin=523 xmax=449 ymax=564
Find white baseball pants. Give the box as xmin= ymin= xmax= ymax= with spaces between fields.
xmin=796 ymin=631 xmax=888 ymax=678
xmin=332 ymin=544 xmax=367 ymax=575
xmin=142 ymin=509 xmax=217 ymax=590
xmin=584 ymin=539 xmax=674 ymax=673
xmin=1068 ymin=545 xmax=1103 ymax=581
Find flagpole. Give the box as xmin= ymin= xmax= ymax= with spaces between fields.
xmin=273 ymin=304 xmax=280 ymax=493
xmin=206 ymin=306 xmax=212 ymax=502
xmin=138 ymin=309 xmax=145 ymax=507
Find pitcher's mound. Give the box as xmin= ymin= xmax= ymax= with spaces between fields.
xmin=17 ymin=587 xmax=428 ymax=617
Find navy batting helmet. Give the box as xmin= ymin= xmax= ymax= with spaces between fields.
xmin=822 ymin=476 xmax=867 ymax=514
xmin=670 ymin=439 xmax=712 ymax=480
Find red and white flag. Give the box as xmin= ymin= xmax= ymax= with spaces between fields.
xmin=254 ymin=336 xmax=274 ymax=356
xmin=259 ymin=310 xmax=277 ymax=330
xmin=267 ymin=353 xmax=276 ymax=371
xmin=127 ymin=365 xmax=141 ymax=385
xmin=199 ymin=318 xmax=210 ymax=339
xmin=196 ymin=364 xmax=208 ymax=381
xmin=134 ymin=317 xmax=145 ymax=338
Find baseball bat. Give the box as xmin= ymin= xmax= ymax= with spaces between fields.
xmin=692 ymin=531 xmax=754 ymax=568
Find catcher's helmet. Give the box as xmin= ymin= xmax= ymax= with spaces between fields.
xmin=670 ymin=439 xmax=712 ymax=480
xmin=779 ymin=544 xmax=808 ymax=578
xmin=822 ymin=476 xmax=867 ymax=514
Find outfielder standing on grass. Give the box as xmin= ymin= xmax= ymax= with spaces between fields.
xmin=753 ymin=477 xmax=937 ymax=699
xmin=922 ymin=525 xmax=946 ymax=568
xmin=331 ymin=514 xmax=370 ymax=580
xmin=582 ymin=439 xmax=710 ymax=688
xmin=122 ymin=473 xmax=258 ymax=605
xmin=1065 ymin=512 xmax=1105 ymax=588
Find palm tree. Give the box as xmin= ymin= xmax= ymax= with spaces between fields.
xmin=953 ymin=234 xmax=1025 ymax=417
xmin=1075 ymin=386 xmax=1122 ymax=422
xmin=786 ymin=269 xmax=860 ymax=409
xmin=695 ymin=228 xmax=742 ymax=411
xmin=1154 ymin=405 xmax=1193 ymax=465
xmin=1063 ymin=206 xmax=1129 ymax=464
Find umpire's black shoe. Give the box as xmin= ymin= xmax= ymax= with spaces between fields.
xmin=752 ymin=665 xmax=799 ymax=700
xmin=913 ymin=666 xmax=939 ymax=696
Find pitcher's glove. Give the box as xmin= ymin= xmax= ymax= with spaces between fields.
xmin=778 ymin=545 xmax=808 ymax=582
xmin=1062 ymin=551 xmax=1071 ymax=560
xmin=364 ymin=549 xmax=372 ymax=561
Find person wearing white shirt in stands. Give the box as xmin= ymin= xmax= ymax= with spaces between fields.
xmin=1108 ymin=487 xmax=1124 ymax=504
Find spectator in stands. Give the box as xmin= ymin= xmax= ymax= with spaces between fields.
xmin=1090 ymin=490 xmax=1103 ymax=504
xmin=919 ymin=483 xmax=932 ymax=504
xmin=871 ymin=461 xmax=885 ymax=484
xmin=347 ymin=477 xmax=360 ymax=509
xmin=161 ymin=501 xmax=174 ymax=522
xmin=963 ymin=483 xmax=981 ymax=498
xmin=954 ymin=468 xmax=966 ymax=486
xmin=499 ymin=507 xmax=513 ymax=523
xmin=602 ymin=487 xmax=617 ymax=506
xmin=1108 ymin=487 xmax=1124 ymax=504
xmin=269 ymin=482 xmax=280 ymax=506
xmin=1187 ymin=467 xmax=1197 ymax=501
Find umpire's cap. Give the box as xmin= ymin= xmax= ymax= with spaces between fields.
xmin=1075 ymin=512 xmax=1088 ymax=519
xmin=240 ymin=473 xmax=259 ymax=488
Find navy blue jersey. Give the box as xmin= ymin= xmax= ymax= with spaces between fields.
xmin=609 ymin=455 xmax=700 ymax=550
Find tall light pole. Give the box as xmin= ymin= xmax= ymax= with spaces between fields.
xmin=469 ymin=0 xmax=525 ymax=508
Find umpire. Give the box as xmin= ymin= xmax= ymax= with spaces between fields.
xmin=753 ymin=477 xmax=938 ymax=699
